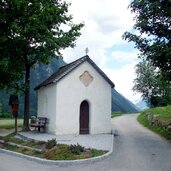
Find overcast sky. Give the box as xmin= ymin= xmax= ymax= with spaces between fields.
xmin=62 ymin=0 xmax=141 ymax=104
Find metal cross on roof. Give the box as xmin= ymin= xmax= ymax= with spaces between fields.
xmin=85 ymin=47 xmax=89 ymax=55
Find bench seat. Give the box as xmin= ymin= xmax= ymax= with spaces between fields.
xmin=30 ymin=117 xmax=48 ymax=133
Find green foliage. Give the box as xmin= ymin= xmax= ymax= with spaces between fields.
xmin=0 ymin=62 xmax=139 ymax=117
xmin=123 ymin=0 xmax=171 ymax=100
xmin=8 ymin=137 xmax=26 ymax=145
xmin=0 ymin=59 xmax=23 ymax=90
xmin=133 ymin=60 xmax=171 ymax=107
xmin=90 ymin=148 xmax=105 ymax=157
xmin=142 ymin=105 xmax=171 ymax=124
xmin=44 ymin=144 xmax=71 ymax=160
xmin=138 ymin=106 xmax=171 ymax=140
xmin=1 ymin=143 xmax=44 ymax=158
xmin=45 ymin=138 xmax=57 ymax=149
xmin=133 ymin=60 xmax=157 ymax=104
xmin=0 ymin=0 xmax=84 ymax=130
xmin=0 ymin=0 xmax=84 ymax=89
xmin=44 ymin=144 xmax=105 ymax=160
xmin=123 ymin=0 xmax=171 ymax=81
xmin=69 ymin=143 xmax=84 ymax=155
xmin=4 ymin=136 xmax=46 ymax=149
xmin=0 ymin=112 xmax=13 ymax=119
xmin=2 ymin=132 xmax=16 ymax=142
xmin=0 ymin=58 xmax=65 ymax=117
xmin=0 ymin=102 xmax=2 ymax=115
xmin=2 ymin=144 xmax=18 ymax=151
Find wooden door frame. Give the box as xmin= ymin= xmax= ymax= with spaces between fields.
xmin=79 ymin=100 xmax=89 ymax=134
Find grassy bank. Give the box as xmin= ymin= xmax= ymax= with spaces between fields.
xmin=111 ymin=112 xmax=122 ymax=118
xmin=0 ymin=119 xmax=23 ymax=129
xmin=137 ymin=105 xmax=171 ymax=140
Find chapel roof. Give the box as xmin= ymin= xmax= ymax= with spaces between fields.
xmin=35 ymin=55 xmax=115 ymax=90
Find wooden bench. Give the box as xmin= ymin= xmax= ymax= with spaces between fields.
xmin=30 ymin=117 xmax=48 ymax=133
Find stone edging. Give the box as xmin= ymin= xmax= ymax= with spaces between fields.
xmin=0 ymin=139 xmax=42 ymax=152
xmin=0 ymin=135 xmax=113 ymax=166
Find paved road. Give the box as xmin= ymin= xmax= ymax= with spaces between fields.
xmin=1 ymin=114 xmax=171 ymax=171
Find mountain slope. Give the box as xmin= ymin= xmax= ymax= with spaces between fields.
xmin=112 ymin=89 xmax=139 ymax=113
xmin=0 ymin=58 xmax=66 ymax=117
xmin=0 ymin=58 xmax=138 ymax=116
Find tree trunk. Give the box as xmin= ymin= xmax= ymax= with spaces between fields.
xmin=23 ymin=65 xmax=30 ymax=131
xmin=15 ymin=116 xmax=17 ymax=133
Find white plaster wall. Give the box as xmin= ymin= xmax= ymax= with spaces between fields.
xmin=37 ymin=84 xmax=57 ymax=134
xmin=56 ymin=61 xmax=112 ymax=135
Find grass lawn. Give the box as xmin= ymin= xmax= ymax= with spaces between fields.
xmin=137 ymin=105 xmax=171 ymax=140
xmin=0 ymin=119 xmax=23 ymax=129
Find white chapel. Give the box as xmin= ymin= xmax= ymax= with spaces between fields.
xmin=35 ymin=55 xmax=114 ymax=135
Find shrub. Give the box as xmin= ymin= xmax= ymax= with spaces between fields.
xmin=91 ymin=148 xmax=105 ymax=157
xmin=0 ymin=112 xmax=13 ymax=118
xmin=44 ymin=144 xmax=70 ymax=160
xmin=45 ymin=138 xmax=57 ymax=149
xmin=69 ymin=143 xmax=84 ymax=155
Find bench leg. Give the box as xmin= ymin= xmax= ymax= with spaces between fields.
xmin=43 ymin=126 xmax=46 ymax=133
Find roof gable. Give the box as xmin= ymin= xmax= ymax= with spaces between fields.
xmin=35 ymin=55 xmax=114 ymax=90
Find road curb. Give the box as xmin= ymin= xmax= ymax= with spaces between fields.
xmin=0 ymin=135 xmax=113 ymax=166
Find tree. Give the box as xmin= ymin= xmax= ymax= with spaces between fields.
xmin=155 ymin=72 xmax=171 ymax=105
xmin=0 ymin=102 xmax=2 ymax=116
xmin=133 ymin=60 xmax=171 ymax=107
xmin=133 ymin=60 xmax=158 ymax=106
xmin=0 ymin=0 xmax=84 ymax=130
xmin=0 ymin=58 xmax=22 ymax=90
xmin=123 ymin=0 xmax=171 ymax=81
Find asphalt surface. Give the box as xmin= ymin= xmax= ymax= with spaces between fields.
xmin=1 ymin=114 xmax=171 ymax=171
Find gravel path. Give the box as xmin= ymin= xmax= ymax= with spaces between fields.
xmin=17 ymin=132 xmax=113 ymax=151
xmin=1 ymin=114 xmax=171 ymax=171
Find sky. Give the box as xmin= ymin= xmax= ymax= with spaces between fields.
xmin=62 ymin=0 xmax=141 ymax=104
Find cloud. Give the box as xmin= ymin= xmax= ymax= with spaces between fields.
xmin=111 ymin=50 xmax=139 ymax=65
xmin=61 ymin=0 xmax=141 ymax=103
xmin=63 ymin=0 xmax=135 ymax=63
xmin=104 ymin=62 xmax=141 ymax=103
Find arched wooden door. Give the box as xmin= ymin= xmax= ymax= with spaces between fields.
xmin=80 ymin=100 xmax=89 ymax=134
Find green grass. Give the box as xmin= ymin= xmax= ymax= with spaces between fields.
xmin=0 ymin=143 xmax=44 ymax=158
xmin=90 ymin=148 xmax=105 ymax=157
xmin=141 ymin=105 xmax=171 ymax=125
xmin=111 ymin=112 xmax=122 ymax=118
xmin=137 ymin=105 xmax=171 ymax=140
xmin=44 ymin=144 xmax=106 ymax=160
xmin=0 ymin=119 xmax=23 ymax=129
xmin=0 ymin=134 xmax=46 ymax=149
xmin=1 ymin=132 xmax=16 ymax=142
xmin=0 ymin=142 xmax=106 ymax=160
